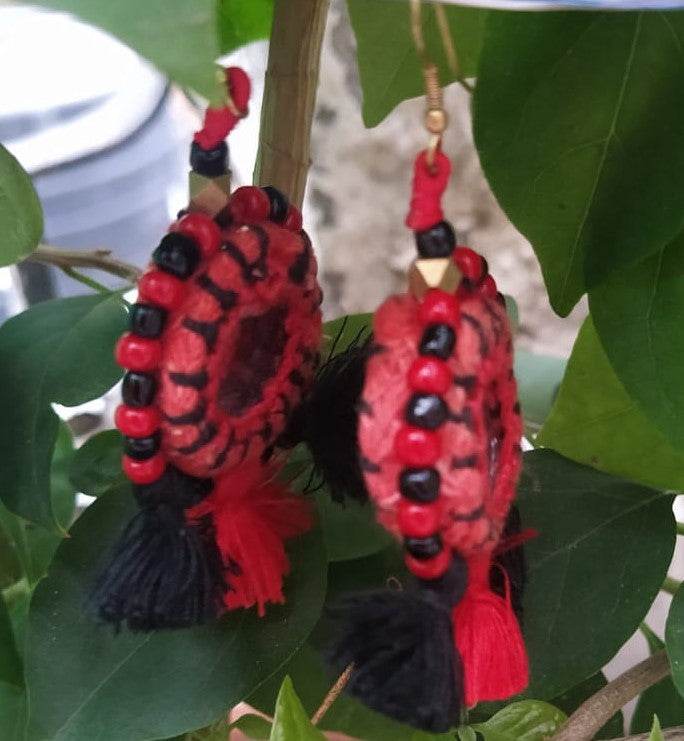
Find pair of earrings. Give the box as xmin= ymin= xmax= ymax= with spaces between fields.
xmin=93 ymin=42 xmax=528 ymax=733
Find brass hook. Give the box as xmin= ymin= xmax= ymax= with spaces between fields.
xmin=409 ymin=0 xmax=449 ymax=170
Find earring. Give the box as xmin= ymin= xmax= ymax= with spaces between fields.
xmin=91 ymin=66 xmax=323 ymax=631
xmin=325 ymin=6 xmax=529 ymax=732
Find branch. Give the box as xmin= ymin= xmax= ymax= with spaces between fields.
xmin=26 ymin=244 xmax=142 ymax=284
xmin=550 ymin=651 xmax=672 ymax=741
xmin=612 ymin=726 xmax=684 ymax=740
xmin=254 ymin=0 xmax=330 ymax=208
xmin=311 ymin=663 xmax=353 ymax=726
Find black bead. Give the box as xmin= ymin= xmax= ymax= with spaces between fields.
xmin=399 ymin=468 xmax=440 ymax=502
xmin=405 ymin=533 xmax=443 ymax=560
xmin=190 ymin=140 xmax=229 ymax=177
xmin=419 ymin=324 xmax=456 ymax=359
xmin=122 ymin=372 xmax=157 ymax=407
xmin=405 ymin=393 xmax=448 ymax=429
xmin=124 ymin=432 xmax=161 ymax=461
xmin=153 ymin=233 xmax=200 ymax=279
xmin=414 ymin=220 xmax=456 ymax=258
xmin=263 ymin=185 xmax=289 ymax=223
xmin=130 ymin=303 xmax=166 ymax=338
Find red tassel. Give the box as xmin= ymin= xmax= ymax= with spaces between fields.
xmin=185 ymin=463 xmax=312 ymax=616
xmin=452 ymin=554 xmax=528 ymax=706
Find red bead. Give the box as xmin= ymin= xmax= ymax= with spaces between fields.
xmin=405 ymin=549 xmax=450 ymax=580
xmin=478 ymin=274 xmax=498 ymax=298
xmin=228 ymin=186 xmax=270 ymax=224
xmin=115 ymin=405 xmax=160 ymax=438
xmin=454 ymin=247 xmax=486 ymax=283
xmin=397 ymin=500 xmax=441 ymax=537
xmin=174 ymin=213 xmax=221 ymax=257
xmin=122 ymin=454 xmax=166 ymax=484
xmin=283 ymin=206 xmax=303 ymax=232
xmin=408 ymin=357 xmax=451 ymax=395
xmin=138 ymin=269 xmax=185 ymax=310
xmin=419 ymin=289 xmax=460 ymax=326
xmin=115 ymin=333 xmax=162 ymax=372
xmin=394 ymin=426 xmax=441 ymax=467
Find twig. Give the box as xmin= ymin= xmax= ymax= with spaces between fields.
xmin=254 ymin=0 xmax=330 ymax=208
xmin=662 ymin=576 xmax=682 ymax=595
xmin=612 ymin=726 xmax=684 ymax=740
xmin=26 ymin=244 xmax=142 ymax=284
xmin=311 ymin=663 xmax=354 ymax=726
xmin=549 ymin=651 xmax=671 ymax=741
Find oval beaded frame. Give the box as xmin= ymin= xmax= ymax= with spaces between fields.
xmin=358 ymin=279 xmax=522 ymax=557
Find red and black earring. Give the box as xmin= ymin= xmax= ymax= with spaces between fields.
xmin=92 ymin=67 xmax=323 ymax=630
xmin=322 ymin=31 xmax=529 ymax=732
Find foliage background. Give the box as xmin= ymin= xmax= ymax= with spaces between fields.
xmin=0 ymin=0 xmax=683 ymax=739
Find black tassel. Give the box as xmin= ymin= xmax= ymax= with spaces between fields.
xmin=280 ymin=329 xmax=372 ymax=503
xmin=90 ymin=466 xmax=227 ymax=631
xmin=490 ymin=505 xmax=527 ymax=623
xmin=328 ymin=555 xmax=468 ymax=733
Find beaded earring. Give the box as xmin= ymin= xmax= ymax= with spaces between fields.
xmin=322 ymin=6 xmax=530 ymax=732
xmin=91 ymin=66 xmax=323 ymax=631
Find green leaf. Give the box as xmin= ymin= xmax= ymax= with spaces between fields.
xmin=31 ymin=0 xmax=220 ymax=97
xmin=25 ymin=487 xmax=327 ymax=741
xmin=632 ymin=628 xmax=684 ymax=734
xmin=473 ymin=12 xmax=684 ymax=315
xmin=315 ymin=493 xmax=392 ymax=562
xmin=0 ymin=144 xmax=43 ymax=267
xmin=216 ymin=0 xmax=273 ymax=52
xmin=321 ymin=313 xmax=372 ymax=358
xmin=514 ymin=349 xmax=566 ymax=432
xmin=0 ymin=596 xmax=22 ymax=687
xmin=649 ymin=715 xmax=665 ymax=741
xmin=590 ymin=231 xmax=684 ymax=455
xmin=0 ymin=294 xmax=126 ymax=527
xmin=519 ymin=450 xmax=676 ymax=699
xmin=410 ymin=731 xmax=453 ymax=741
xmin=471 ymin=700 xmax=566 ymax=741
xmin=0 ymin=423 xmax=75 ymax=585
xmin=228 ymin=713 xmax=273 ymax=740
xmin=347 ymin=1 xmax=485 ymax=127
xmin=69 ymin=430 xmax=126 ymax=497
xmin=551 ymin=673 xmax=623 ymax=739
xmin=0 ymin=681 xmax=27 ymax=741
xmin=538 ymin=318 xmax=684 ymax=491
xmin=270 ymin=677 xmax=326 ymax=741
xmin=666 ymin=584 xmax=684 ymax=699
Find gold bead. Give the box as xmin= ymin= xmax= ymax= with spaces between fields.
xmin=188 ymin=172 xmax=232 ymax=217
xmin=424 ymin=108 xmax=448 ymax=135
xmin=408 ymin=257 xmax=462 ymax=299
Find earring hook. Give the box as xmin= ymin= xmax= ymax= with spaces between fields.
xmin=410 ymin=0 xmax=449 ymax=171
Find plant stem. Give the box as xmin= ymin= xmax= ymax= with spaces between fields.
xmin=662 ymin=576 xmax=682 ymax=595
xmin=549 ymin=651 xmax=671 ymax=741
xmin=254 ymin=0 xmax=330 ymax=208
xmin=311 ymin=663 xmax=354 ymax=726
xmin=61 ymin=267 xmax=111 ymax=294
xmin=26 ymin=244 xmax=142 ymax=284
xmin=677 ymin=521 xmax=684 ymax=536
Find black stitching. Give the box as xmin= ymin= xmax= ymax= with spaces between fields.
xmin=176 ymin=423 xmax=217 ymax=455
xmin=196 ymin=273 xmax=238 ymax=311
xmin=164 ymin=400 xmax=207 ymax=425
xmin=182 ymin=318 xmax=220 ymax=352
xmin=169 ymin=370 xmax=208 ymax=390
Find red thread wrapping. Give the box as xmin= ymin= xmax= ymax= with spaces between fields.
xmin=156 ymin=221 xmax=322 ymax=478
xmin=405 ymin=150 xmax=451 ymax=231
xmin=194 ymin=67 xmax=251 ymax=150
xmin=186 ymin=463 xmax=312 ymax=616
xmin=359 ymin=291 xmax=521 ymax=553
